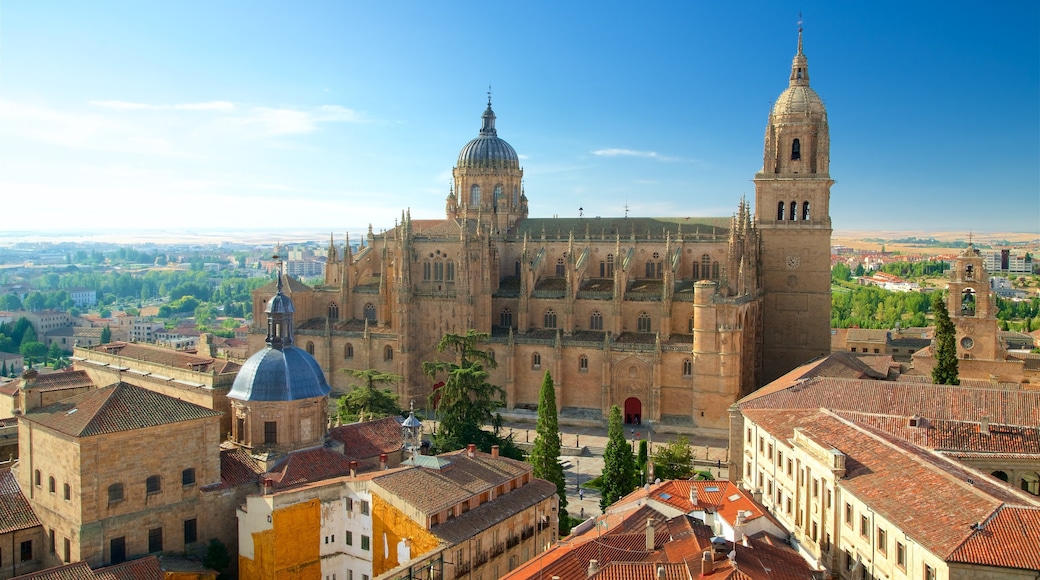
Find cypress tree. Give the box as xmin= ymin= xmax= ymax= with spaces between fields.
xmin=529 ymin=371 xmax=569 ymax=534
xmin=931 ymin=292 xmax=960 ymax=385
xmin=600 ymin=405 xmax=637 ymax=512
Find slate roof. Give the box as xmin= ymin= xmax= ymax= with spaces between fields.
xmin=13 ymin=562 xmax=95 ymax=580
xmin=93 ymin=555 xmax=164 ymax=580
xmin=22 ymin=382 xmax=221 ymax=437
xmin=89 ymin=342 xmax=241 ymax=374
xmin=0 ymin=469 xmax=40 ymax=534
xmin=372 ymin=449 xmax=531 ymax=515
xmin=328 ymin=416 xmax=404 ymax=462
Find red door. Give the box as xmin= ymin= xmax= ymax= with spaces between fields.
xmin=624 ymin=397 xmax=642 ymax=425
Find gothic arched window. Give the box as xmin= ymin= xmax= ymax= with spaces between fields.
xmin=606 ymin=254 xmax=615 ymax=277
xmin=500 ymin=308 xmax=512 ymax=328
xmin=513 ymin=185 xmax=519 ymax=207
xmin=364 ymin=303 xmax=376 ymax=323
xmin=544 ymin=309 xmax=557 ymax=329
xmin=711 ymin=261 xmax=720 ymax=280
xmin=434 ymin=261 xmax=444 ymax=281
xmin=701 ymin=254 xmax=711 ymax=277
xmin=494 ymin=184 xmax=503 ymax=208
xmin=579 ymin=355 xmax=589 ymax=372
xmin=791 ymin=138 xmax=801 ymax=160
xmin=646 ymin=261 xmax=655 ymax=278
xmin=470 ymin=184 xmax=480 ymax=206
xmin=777 ymin=201 xmax=785 ymax=221
xmin=790 ymin=201 xmax=797 ymax=221
xmin=590 ymin=310 xmax=603 ymax=331
xmin=328 ymin=302 xmax=339 ymax=320
xmin=556 ymin=258 xmax=565 ymax=277
xmin=446 ymin=261 xmax=455 ymax=282
xmin=692 ymin=261 xmax=700 ymax=279
xmin=802 ymin=201 xmax=810 ymax=221
xmin=637 ymin=312 xmax=651 ymax=333
xmin=683 ymin=359 xmax=693 ymax=376
xmin=384 ymin=345 xmax=393 ymax=361
xmin=532 ymin=353 xmax=541 ymax=369
xmin=423 ymin=261 xmax=431 ymax=281
xmin=344 ymin=343 xmax=354 ymax=359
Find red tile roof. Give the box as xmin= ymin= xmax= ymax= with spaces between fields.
xmin=88 ymin=342 xmax=240 ymax=374
xmin=263 ymin=447 xmax=356 ymax=490
xmin=12 ymin=562 xmax=94 ymax=580
xmin=947 ymin=506 xmax=1040 ymax=570
xmin=4 ymin=370 xmax=94 ymax=393
xmin=0 ymin=470 xmax=40 ymax=535
xmin=328 ymin=416 xmax=404 ymax=462
xmin=22 ymin=382 xmax=222 ymax=437
xmin=203 ymin=447 xmax=263 ymax=491
xmin=836 ymin=411 xmax=1040 ymax=455
xmin=94 ymin=555 xmax=164 ymax=580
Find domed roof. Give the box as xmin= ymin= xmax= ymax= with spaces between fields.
xmin=771 ymin=85 xmax=826 ymax=118
xmin=457 ymin=99 xmax=519 ymax=170
xmin=228 ymin=345 xmax=331 ymax=402
xmin=229 ymin=272 xmax=331 ymax=402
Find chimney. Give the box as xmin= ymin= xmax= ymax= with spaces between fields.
xmin=657 ymin=564 xmax=665 ymax=580
xmin=262 ymin=477 xmax=273 ymax=496
xmin=467 ymin=443 xmax=476 ymax=457
xmin=689 ymin=485 xmax=698 ymax=506
xmin=380 ymin=454 xmax=388 ymax=470
xmin=645 ymin=518 xmax=654 ymax=550
xmin=752 ymin=489 xmax=762 ymax=503
xmin=349 ymin=461 xmax=358 ymax=477
xmin=586 ymin=559 xmax=599 ymax=577
xmin=980 ymin=417 xmax=990 ymax=435
xmin=491 ymin=445 xmax=500 ymax=458
xmin=701 ymin=550 xmax=714 ymax=575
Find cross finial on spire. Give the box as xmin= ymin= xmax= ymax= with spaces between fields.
xmin=797 ymin=12 xmax=804 ymax=54
xmin=487 ymin=84 xmax=492 ymax=107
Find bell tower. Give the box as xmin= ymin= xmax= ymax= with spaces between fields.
xmin=947 ymin=243 xmax=1003 ymax=361
xmin=755 ymin=26 xmax=834 ymax=382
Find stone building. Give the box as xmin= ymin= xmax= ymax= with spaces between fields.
xmin=249 ymin=30 xmax=834 ymax=431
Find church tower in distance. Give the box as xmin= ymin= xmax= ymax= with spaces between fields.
xmin=755 ymin=27 xmax=833 ymax=382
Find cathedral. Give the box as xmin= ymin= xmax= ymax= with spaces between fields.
xmin=248 ymin=31 xmax=833 ymax=431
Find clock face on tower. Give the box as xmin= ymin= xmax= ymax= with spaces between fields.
xmin=786 ymin=255 xmax=800 ymax=269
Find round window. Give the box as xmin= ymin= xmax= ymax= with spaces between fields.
xmin=960 ymin=336 xmax=974 ymax=349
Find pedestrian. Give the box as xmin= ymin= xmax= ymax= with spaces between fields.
xmin=580 ymin=507 xmax=585 ymax=518
xmin=579 ymin=489 xmax=584 ymax=501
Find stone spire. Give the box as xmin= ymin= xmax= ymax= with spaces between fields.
xmin=790 ymin=19 xmax=810 ymax=87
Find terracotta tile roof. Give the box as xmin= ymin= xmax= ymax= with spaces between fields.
xmin=264 ymin=447 xmax=356 ymax=490
xmin=0 ymin=381 xmax=19 ymax=396
xmin=742 ymin=408 xmax=1040 ymax=558
xmin=592 ymin=562 xmax=693 ymax=580
xmin=738 ymin=376 xmax=1040 ymax=427
xmin=328 ymin=416 xmax=404 ymax=461
xmin=6 ymin=370 xmax=94 ymax=393
xmin=372 ymin=449 xmax=531 ymax=515
xmin=947 ymin=506 xmax=1040 ymax=570
xmin=836 ymin=411 xmax=1040 ymax=455
xmin=202 ymin=447 xmax=263 ymax=490
xmin=639 ymin=480 xmax=774 ymax=530
xmin=433 ymin=479 xmax=557 ymax=544
xmin=94 ymin=555 xmax=163 ymax=580
xmin=0 ymin=470 xmax=40 ymax=535
xmin=13 ymin=562 xmax=95 ymax=580
xmin=88 ymin=342 xmax=238 ymax=374
xmin=22 ymin=382 xmax=222 ymax=437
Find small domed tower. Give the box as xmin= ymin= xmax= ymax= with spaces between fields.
xmin=755 ymin=24 xmax=834 ymax=382
xmin=228 ymin=271 xmax=331 ymax=458
xmin=450 ymin=93 xmax=526 ymax=234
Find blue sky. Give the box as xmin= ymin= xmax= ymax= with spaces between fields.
xmin=1 ymin=1 xmax=1037 ymax=239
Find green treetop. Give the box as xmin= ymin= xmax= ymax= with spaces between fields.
xmin=528 ymin=371 xmax=570 ymax=534
xmin=336 ymin=369 xmax=403 ymax=423
xmin=600 ymin=405 xmax=637 ymax=512
xmin=931 ymin=292 xmax=960 ymax=385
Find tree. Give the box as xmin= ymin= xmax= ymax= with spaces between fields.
xmin=529 ymin=371 xmax=570 ymax=535
xmin=47 ymin=342 xmax=65 ymax=367
xmin=336 ymin=369 xmax=403 ymax=422
xmin=19 ymin=341 xmax=46 ymax=367
xmin=931 ymin=292 xmax=959 ymax=385
xmin=203 ymin=539 xmax=232 ymax=580
xmin=650 ymin=436 xmax=696 ymax=480
xmin=600 ymin=405 xmax=637 ymax=512
xmin=100 ymin=325 xmax=112 ymax=345
xmin=422 ymin=330 xmax=518 ymax=457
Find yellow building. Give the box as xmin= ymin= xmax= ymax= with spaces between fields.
xmin=249 ymin=31 xmax=836 ymax=433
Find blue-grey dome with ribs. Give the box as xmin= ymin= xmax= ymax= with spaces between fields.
xmin=228 ymin=345 xmax=330 ymax=401
xmin=228 ymin=273 xmax=331 ymax=402
xmin=457 ymin=101 xmax=519 ymax=170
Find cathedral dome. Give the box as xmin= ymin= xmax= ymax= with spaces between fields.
xmin=771 ymin=85 xmax=826 ymax=118
xmin=228 ymin=345 xmax=331 ymax=402
xmin=457 ymin=100 xmax=519 ymax=169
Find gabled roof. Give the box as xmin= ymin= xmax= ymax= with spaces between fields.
xmin=255 ymin=275 xmax=312 ymax=295
xmin=12 ymin=562 xmax=94 ymax=580
xmin=947 ymin=505 xmax=1040 ymax=570
xmin=0 ymin=470 xmax=40 ymax=535
xmin=328 ymin=416 xmax=404 ymax=462
xmin=372 ymin=449 xmax=531 ymax=515
xmin=93 ymin=555 xmax=164 ymax=580
xmin=22 ymin=382 xmax=221 ymax=437
xmin=433 ymin=479 xmax=557 ymax=544
xmin=632 ymin=480 xmax=774 ymax=529
xmin=263 ymin=447 xmax=356 ymax=490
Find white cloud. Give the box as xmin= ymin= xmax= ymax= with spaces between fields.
xmin=592 ymin=148 xmax=661 ymax=158
xmin=89 ymin=100 xmax=237 ymax=112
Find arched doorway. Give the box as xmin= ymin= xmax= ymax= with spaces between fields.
xmin=624 ymin=397 xmax=642 ymax=425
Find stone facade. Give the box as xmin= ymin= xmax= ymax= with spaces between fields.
xmin=248 ymin=33 xmax=834 ymax=432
